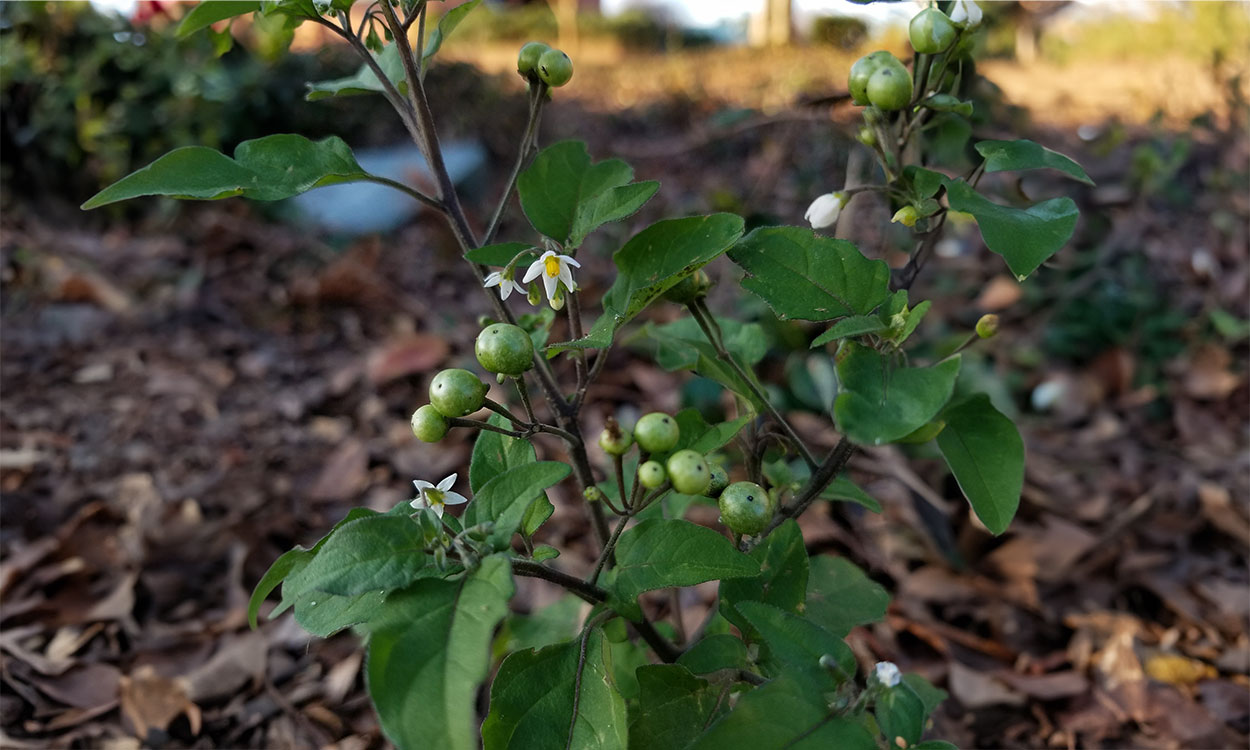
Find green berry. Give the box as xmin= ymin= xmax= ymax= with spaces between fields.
xmin=666 ymin=449 xmax=711 ymax=495
xmin=867 ymin=65 xmax=912 ymax=111
xmin=717 ymin=481 xmax=774 ymax=536
xmin=411 ymin=404 xmax=449 ymax=442
xmin=848 ymin=50 xmax=897 ymax=106
xmin=429 ymin=368 xmax=488 ymax=418
xmin=537 ymin=48 xmax=573 ymax=87
xmin=517 ymin=41 xmax=551 ymax=79
xmin=662 ymin=269 xmax=712 ymax=305
xmin=475 ymin=323 xmax=534 ymax=376
xmin=909 ymin=8 xmax=957 ymax=54
xmin=707 ymin=464 xmax=729 ymax=497
xmin=635 ymin=412 xmax=680 ymax=454
xmin=976 ymin=313 xmax=1000 ymax=339
xmin=598 ymin=418 xmax=634 ymax=456
xmin=603 ymin=617 xmax=629 ymax=643
xmin=857 ymin=125 xmax=877 ymax=147
xmin=639 ymin=460 xmax=667 ymax=489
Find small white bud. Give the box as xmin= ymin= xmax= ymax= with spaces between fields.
xmin=949 ymin=0 xmax=982 ymax=28
xmin=873 ymin=661 xmax=902 ymax=688
xmin=804 ymin=191 xmax=848 ymax=229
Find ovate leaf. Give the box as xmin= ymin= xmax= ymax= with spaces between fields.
xmin=423 ymin=0 xmax=481 ymax=60
xmin=689 ymin=678 xmax=877 ymax=750
xmin=810 ymin=315 xmax=887 ymax=348
xmin=735 ymin=601 xmax=856 ymax=687
xmin=306 ymin=44 xmax=407 ymax=100
xmin=833 ymin=343 xmax=960 ymax=445
xmin=719 ymin=520 xmax=808 ymax=638
xmin=944 ymin=178 xmax=1079 ymax=280
xmin=804 ymin=556 xmax=889 ymax=638
xmin=462 ymin=461 xmax=570 ymax=549
xmin=368 ymin=555 xmax=515 ymax=750
xmin=284 ymin=514 xmax=426 ymax=597
xmin=609 ymin=519 xmax=759 ymax=620
xmin=82 ymin=135 xmax=376 ymax=209
xmin=482 ymin=628 xmax=628 ymax=750
xmin=728 ymin=227 xmax=891 ymax=322
xmin=518 ymin=140 xmax=659 ymax=249
xmin=549 ymin=214 xmax=744 ymax=354
xmin=935 ymin=393 xmax=1024 ymax=535
xmin=628 ymin=665 xmax=724 ymax=749
xmin=975 ymin=139 xmax=1093 ymax=185
xmin=176 ymin=1 xmax=261 ymax=37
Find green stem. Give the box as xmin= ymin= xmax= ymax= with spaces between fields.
xmin=484 ymin=83 xmax=547 ymax=246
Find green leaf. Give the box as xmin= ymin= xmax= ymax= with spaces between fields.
xmin=176 ymin=1 xmax=261 ymax=38
xmin=728 ymin=227 xmax=891 ymax=322
xmin=249 ymin=547 xmax=312 ymax=629
xmin=645 ymin=317 xmax=767 ymax=410
xmin=735 ymin=601 xmax=856 ymax=687
xmin=810 ymin=315 xmax=887 ymax=348
xmin=482 ymin=628 xmax=628 ymax=750
xmin=671 ymin=409 xmax=752 ymax=455
xmin=306 ymin=44 xmax=407 ymax=101
xmin=820 ymin=476 xmax=882 ymax=513
xmin=804 ymin=556 xmax=889 ymax=638
xmin=285 ymin=514 xmax=426 ymax=597
xmin=518 ymin=141 xmax=660 ymax=249
xmin=531 ymin=544 xmax=559 ymax=561
xmin=82 ymin=135 xmax=376 ymax=209
xmin=935 ymin=393 xmax=1023 ymax=535
xmin=294 ymin=588 xmax=389 ymax=637
xmin=470 ymin=413 xmax=538 ymax=491
xmin=609 ymin=519 xmax=759 ymax=620
xmin=875 ymin=682 xmax=926 ymax=749
xmin=677 ymin=633 xmax=751 ymax=676
xmin=720 ymin=520 xmax=808 ymax=639
xmin=975 ymin=139 xmax=1094 ymax=186
xmin=268 ymin=507 xmax=380 ymax=619
xmin=368 ymin=555 xmax=515 ymax=750
xmin=522 ymin=495 xmax=555 ymax=537
xmin=628 ymin=665 xmax=724 ymax=749
xmin=944 ymin=178 xmax=1079 ymax=280
xmin=423 ymin=0 xmax=481 ymax=61
xmin=903 ymin=673 xmax=949 ymax=717
xmin=913 ymin=743 xmax=959 ymax=750
xmin=464 ymin=241 xmax=536 ymax=268
xmin=833 ymin=343 xmax=961 ymax=445
xmin=689 ymin=677 xmax=877 ymax=750
xmin=500 ymin=595 xmax=584 ymax=653
xmin=904 ymin=166 xmax=947 ymax=199
xmin=462 ymin=461 xmax=571 ymax=549
xmin=549 ymin=214 xmax=745 ymax=354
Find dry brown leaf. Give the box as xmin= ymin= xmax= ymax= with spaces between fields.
xmin=365 ymin=333 xmax=450 ymax=385
xmin=1182 ymin=344 xmax=1241 ymax=400
xmin=948 ymin=662 xmax=1026 ymax=709
xmin=975 ymin=275 xmax=1023 ymax=311
xmin=31 ymin=662 xmax=120 ymax=710
xmin=118 ymin=665 xmax=201 ymax=739
xmin=180 ymin=631 xmax=268 ymax=703
xmin=307 ymin=439 xmax=370 ymax=503
xmin=998 ymin=669 xmax=1089 ymax=701
xmin=1198 ymin=482 xmax=1250 ymax=547
xmin=1143 ymin=653 xmax=1217 ymax=686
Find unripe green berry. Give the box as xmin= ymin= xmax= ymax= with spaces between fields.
xmin=475 ymin=323 xmax=534 ymax=376
xmin=717 ymin=481 xmax=774 ymax=536
xmin=976 ymin=313 xmax=1000 ymax=339
xmin=867 ymin=65 xmax=913 ymax=111
xmin=666 ymin=449 xmax=711 ymax=495
xmin=517 ymin=41 xmax=551 ymax=79
xmin=635 ymin=412 xmax=680 ymax=454
xmin=909 ymin=8 xmax=957 ymax=54
xmin=857 ymin=125 xmax=877 ymax=147
xmin=662 ymin=269 xmax=713 ymax=305
xmin=707 ymin=464 xmax=729 ymax=497
xmin=584 ymin=486 xmax=605 ymax=504
xmin=848 ymin=50 xmax=897 ymax=106
xmin=411 ymin=404 xmax=449 ymax=442
xmin=639 ymin=460 xmax=667 ymax=489
xmin=429 ymin=368 xmax=488 ymax=417
xmin=537 ymin=48 xmax=573 ymax=87
xmin=598 ymin=417 xmax=634 ymax=456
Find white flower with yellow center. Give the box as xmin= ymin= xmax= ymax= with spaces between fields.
xmin=410 ymin=473 xmax=469 ymax=518
xmin=521 ymin=250 xmax=580 ymax=306
xmin=484 ymin=269 xmax=524 ymax=301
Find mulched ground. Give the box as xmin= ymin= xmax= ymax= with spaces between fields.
xmin=2 ymin=47 xmax=1248 ymax=749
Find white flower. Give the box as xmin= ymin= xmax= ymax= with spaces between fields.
xmin=949 ymin=0 xmax=982 ymax=27
xmin=873 ymin=661 xmax=902 ymax=688
xmin=484 ymin=270 xmax=524 ymax=301
xmin=410 ymin=473 xmax=469 ymax=518
xmin=804 ymin=191 xmax=847 ymax=229
xmin=521 ymin=250 xmax=580 ymax=306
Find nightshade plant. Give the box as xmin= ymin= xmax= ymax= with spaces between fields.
xmin=83 ymin=1 xmax=1090 ymax=748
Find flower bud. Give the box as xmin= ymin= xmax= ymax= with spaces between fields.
xmin=949 ymin=0 xmax=982 ymax=28
xmin=975 ymin=313 xmax=999 ymax=339
xmin=891 ymin=205 xmax=920 ymax=227
xmin=804 ymin=191 xmax=848 ymax=229
xmin=872 ymin=661 xmax=902 ymax=688
xmin=584 ymin=486 xmax=605 ymax=504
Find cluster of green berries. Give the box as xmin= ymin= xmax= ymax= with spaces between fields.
xmin=597 ymin=412 xmax=719 ymax=496
xmin=411 ymin=324 xmax=535 ymax=443
xmin=516 ymin=41 xmax=573 ymax=88
xmin=848 ymin=7 xmax=962 ymax=112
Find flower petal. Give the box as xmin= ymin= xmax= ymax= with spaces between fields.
xmin=438 ymin=474 xmax=457 ymax=491
xmin=413 ymin=480 xmax=435 ymax=491
xmin=442 ymin=491 xmax=469 ymax=507
xmin=558 ymin=266 xmax=576 ymax=293
xmin=561 ymin=254 xmax=581 ymax=268
xmin=431 ymin=503 xmax=445 ymax=518
xmin=410 ymin=496 xmax=426 ymax=509
xmin=521 ymin=260 xmax=544 ymax=283
xmin=542 ymin=273 xmax=558 ymax=302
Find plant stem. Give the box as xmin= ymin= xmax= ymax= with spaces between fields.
xmin=588 ymin=512 xmax=630 ymax=585
xmin=512 ymin=559 xmax=607 ymax=604
xmin=484 ymin=84 xmax=547 ymax=246
xmin=514 ymin=376 xmax=537 ymax=423
xmin=762 ymin=437 xmax=855 ymax=537
xmin=613 ymin=454 xmax=629 ymax=511
xmin=689 ymin=300 xmax=817 ymax=469
xmin=446 ymin=417 xmax=526 ymax=438
xmin=567 ymin=290 xmax=589 ymax=389
xmin=483 ymin=398 xmax=528 ymax=427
